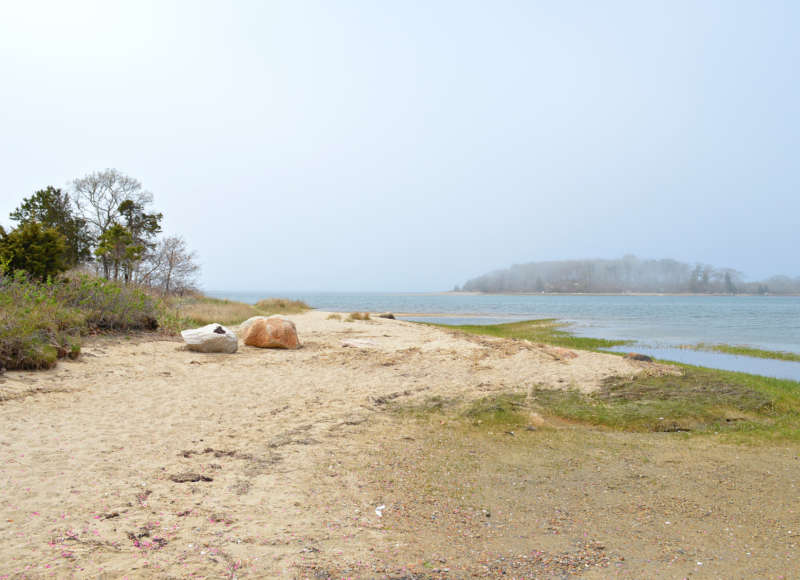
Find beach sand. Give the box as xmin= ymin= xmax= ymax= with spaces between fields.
xmin=1 ymin=311 xmax=798 ymax=578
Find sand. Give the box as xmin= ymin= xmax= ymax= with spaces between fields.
xmin=1 ymin=311 xmax=798 ymax=578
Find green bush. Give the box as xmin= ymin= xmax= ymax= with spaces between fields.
xmin=0 ymin=222 xmax=69 ymax=281
xmin=0 ymin=273 xmax=160 ymax=370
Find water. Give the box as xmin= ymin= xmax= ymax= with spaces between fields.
xmin=208 ymin=291 xmax=800 ymax=380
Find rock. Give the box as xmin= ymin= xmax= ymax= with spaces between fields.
xmin=625 ymin=352 xmax=654 ymax=362
xmin=181 ymin=323 xmax=238 ymax=353
xmin=377 ymin=312 xmax=396 ymax=319
xmin=242 ymin=316 xmax=300 ymax=349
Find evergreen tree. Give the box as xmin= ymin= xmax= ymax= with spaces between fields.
xmin=0 ymin=222 xmax=68 ymax=280
xmin=9 ymin=186 xmax=91 ymax=266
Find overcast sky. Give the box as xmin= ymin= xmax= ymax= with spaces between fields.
xmin=1 ymin=1 xmax=798 ymax=291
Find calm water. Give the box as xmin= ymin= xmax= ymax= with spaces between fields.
xmin=209 ymin=291 xmax=800 ymax=380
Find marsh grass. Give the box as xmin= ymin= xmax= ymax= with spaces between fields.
xmin=683 ymin=342 xmax=800 ymax=362
xmin=389 ymin=366 xmax=800 ymax=441
xmin=431 ymin=319 xmax=629 ymax=350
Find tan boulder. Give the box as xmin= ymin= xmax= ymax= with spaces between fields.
xmin=242 ymin=316 xmax=300 ymax=349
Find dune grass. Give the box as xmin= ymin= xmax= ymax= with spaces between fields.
xmin=255 ymin=298 xmax=311 ymax=315
xmin=173 ymin=296 xmax=262 ymax=326
xmin=346 ymin=312 xmax=371 ymax=321
xmin=173 ymin=295 xmax=312 ymax=327
xmin=431 ymin=319 xmax=629 ymax=351
xmin=683 ymin=342 xmax=800 ymax=362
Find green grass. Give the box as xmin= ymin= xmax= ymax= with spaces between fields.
xmin=534 ymin=365 xmax=800 ymax=440
xmin=392 ymin=365 xmax=800 ymax=441
xmin=430 ymin=319 xmax=630 ymax=350
xmin=684 ymin=342 xmax=800 ymax=362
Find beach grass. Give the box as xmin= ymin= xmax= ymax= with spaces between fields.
xmin=682 ymin=342 xmax=800 ymax=362
xmin=254 ymin=297 xmax=311 ymax=315
xmin=173 ymin=296 xmax=311 ymax=327
xmin=171 ymin=296 xmax=262 ymax=326
xmin=346 ymin=312 xmax=371 ymax=321
xmin=430 ymin=319 xmax=630 ymax=350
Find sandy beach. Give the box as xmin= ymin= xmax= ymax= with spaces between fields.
xmin=1 ymin=311 xmax=799 ymax=578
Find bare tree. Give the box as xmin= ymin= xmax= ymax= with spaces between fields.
xmin=143 ymin=236 xmax=200 ymax=295
xmin=72 ymin=169 xmax=155 ymax=278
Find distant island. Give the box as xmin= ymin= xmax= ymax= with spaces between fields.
xmin=457 ymin=255 xmax=800 ymax=295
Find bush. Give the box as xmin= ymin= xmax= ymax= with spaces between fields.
xmin=0 ymin=273 xmax=160 ymax=370
xmin=0 ymin=222 xmax=69 ymax=281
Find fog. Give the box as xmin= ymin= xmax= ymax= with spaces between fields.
xmin=1 ymin=1 xmax=798 ymax=291
xmin=461 ymin=256 xmax=800 ymax=294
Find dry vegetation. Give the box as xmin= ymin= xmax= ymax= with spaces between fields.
xmin=173 ymin=296 xmax=311 ymax=327
xmin=346 ymin=311 xmax=371 ymax=321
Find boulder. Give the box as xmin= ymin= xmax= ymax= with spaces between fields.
xmin=242 ymin=316 xmax=300 ymax=349
xmin=181 ymin=323 xmax=238 ymax=354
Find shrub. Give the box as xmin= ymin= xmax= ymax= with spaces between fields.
xmin=0 ymin=273 xmax=160 ymax=370
xmin=0 ymin=222 xmax=69 ymax=281
xmin=346 ymin=312 xmax=371 ymax=321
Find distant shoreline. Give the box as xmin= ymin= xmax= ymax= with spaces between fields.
xmin=444 ymin=291 xmax=800 ymax=297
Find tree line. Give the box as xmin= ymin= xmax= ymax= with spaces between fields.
xmin=459 ymin=255 xmax=800 ymax=295
xmin=0 ymin=169 xmax=199 ymax=294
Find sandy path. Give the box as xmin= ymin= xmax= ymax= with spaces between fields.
xmin=0 ymin=312 xmax=644 ymax=577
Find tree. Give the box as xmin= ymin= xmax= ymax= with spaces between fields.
xmin=9 ymin=186 xmax=91 ymax=266
xmin=94 ymin=224 xmax=143 ymax=282
xmin=141 ymin=236 xmax=199 ymax=295
xmin=0 ymin=222 xmax=68 ymax=280
xmin=72 ymin=169 xmax=155 ymax=278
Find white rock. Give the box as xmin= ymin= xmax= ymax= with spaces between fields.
xmin=181 ymin=323 xmax=238 ymax=354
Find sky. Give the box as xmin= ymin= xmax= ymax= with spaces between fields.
xmin=1 ymin=0 xmax=798 ymax=291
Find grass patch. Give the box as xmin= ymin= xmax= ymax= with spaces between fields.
xmin=254 ymin=298 xmax=310 ymax=315
xmin=327 ymin=313 xmax=342 ymax=320
xmin=171 ymin=296 xmax=310 ymax=327
xmin=432 ymin=319 xmax=629 ymax=351
xmin=389 ymin=366 xmax=800 ymax=441
xmin=173 ymin=296 xmax=262 ymax=326
xmin=683 ymin=342 xmax=800 ymax=362
xmin=346 ymin=312 xmax=371 ymax=321
xmin=526 ymin=365 xmax=800 ymax=440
